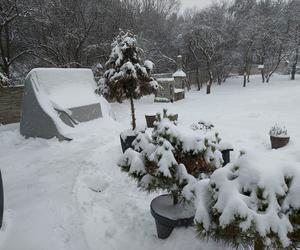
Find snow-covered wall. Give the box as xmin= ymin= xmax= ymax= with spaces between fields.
xmin=0 ymin=86 xmax=23 ymax=125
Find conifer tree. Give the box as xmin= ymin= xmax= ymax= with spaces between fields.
xmin=99 ymin=31 xmax=159 ymax=130
xmin=118 ymin=109 xmax=224 ymax=205
xmin=194 ymin=152 xmax=300 ymax=250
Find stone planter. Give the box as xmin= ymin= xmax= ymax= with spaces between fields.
xmin=145 ymin=115 xmax=156 ymax=128
xmin=120 ymin=135 xmax=137 ymax=153
xmin=270 ymin=136 xmax=290 ymax=149
xmin=0 ymin=170 xmax=4 ymax=229
xmin=150 ymin=194 xmax=195 ymax=239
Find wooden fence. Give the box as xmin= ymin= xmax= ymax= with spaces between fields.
xmin=0 ymin=86 xmax=23 ymax=125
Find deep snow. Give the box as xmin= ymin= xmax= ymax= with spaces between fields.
xmin=0 ymin=74 xmax=300 ymax=250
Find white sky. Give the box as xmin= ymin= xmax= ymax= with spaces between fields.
xmin=181 ymin=0 xmax=213 ymax=10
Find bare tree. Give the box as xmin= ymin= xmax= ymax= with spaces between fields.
xmin=230 ymin=0 xmax=257 ymax=87
xmin=184 ymin=4 xmax=229 ymax=94
xmin=286 ymin=0 xmax=300 ymax=80
xmin=0 ymin=0 xmax=31 ymax=78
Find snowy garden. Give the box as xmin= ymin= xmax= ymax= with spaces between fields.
xmin=0 ymin=30 xmax=299 ymax=249
xmin=1 ymin=73 xmax=300 ymax=250
xmin=1 ymin=0 xmax=300 ymax=250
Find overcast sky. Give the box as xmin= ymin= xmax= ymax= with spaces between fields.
xmin=181 ymin=0 xmax=213 ymax=10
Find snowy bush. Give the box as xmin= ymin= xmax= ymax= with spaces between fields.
xmin=118 ymin=109 xmax=224 ymax=205
xmin=98 ymin=30 xmax=159 ymax=130
xmin=269 ymin=124 xmax=289 ymax=137
xmin=191 ymin=120 xmax=214 ymax=133
xmin=0 ymin=72 xmax=10 ymax=88
xmin=193 ymin=151 xmax=300 ymax=249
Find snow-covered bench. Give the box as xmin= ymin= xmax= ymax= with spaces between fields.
xmin=20 ymin=68 xmax=103 ymax=140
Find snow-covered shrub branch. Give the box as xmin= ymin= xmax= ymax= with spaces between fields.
xmin=193 ymin=151 xmax=300 ymax=249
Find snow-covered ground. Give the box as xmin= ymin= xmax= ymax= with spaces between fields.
xmin=0 ymin=74 xmax=300 ymax=250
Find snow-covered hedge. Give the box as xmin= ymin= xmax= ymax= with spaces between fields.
xmin=193 ymin=151 xmax=300 ymax=249
xmin=118 ymin=110 xmax=224 ymax=204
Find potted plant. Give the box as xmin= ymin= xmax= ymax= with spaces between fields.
xmin=98 ymin=31 xmax=159 ymax=152
xmin=145 ymin=112 xmax=178 ymax=128
xmin=145 ymin=114 xmax=156 ymax=128
xmin=269 ymin=124 xmax=290 ymax=149
xmin=118 ymin=109 xmax=224 ymax=238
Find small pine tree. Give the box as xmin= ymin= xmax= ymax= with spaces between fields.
xmin=194 ymin=152 xmax=300 ymax=250
xmin=98 ymin=31 xmax=159 ymax=130
xmin=118 ymin=109 xmax=224 ymax=205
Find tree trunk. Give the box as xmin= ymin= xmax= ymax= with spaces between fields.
xmin=291 ymin=48 xmax=298 ymax=80
xmin=206 ymin=80 xmax=212 ymax=94
xmin=4 ymin=24 xmax=10 ymax=77
xmin=254 ymin=236 xmax=264 ymax=250
xmin=206 ymin=70 xmax=213 ymax=95
xmin=196 ymin=67 xmax=201 ymax=91
xmin=0 ymin=29 xmax=10 ymax=78
xmin=247 ymin=62 xmax=252 ymax=83
xmin=129 ymin=96 xmax=136 ymax=130
xmin=291 ymin=64 xmax=296 ymax=80
xmin=243 ymin=71 xmax=247 ymax=87
xmin=3 ymin=64 xmax=9 ymax=78
xmin=172 ymin=191 xmax=179 ymax=205
xmin=261 ymin=68 xmax=265 ymax=83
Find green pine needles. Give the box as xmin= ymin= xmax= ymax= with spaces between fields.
xmin=118 ymin=109 xmax=224 ymax=205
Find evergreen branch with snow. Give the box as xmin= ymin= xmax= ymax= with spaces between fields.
xmin=118 ymin=109 xmax=224 ymax=205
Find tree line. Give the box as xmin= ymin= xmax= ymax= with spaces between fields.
xmin=0 ymin=0 xmax=299 ymax=92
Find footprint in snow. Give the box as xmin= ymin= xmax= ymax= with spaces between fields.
xmin=84 ymin=176 xmax=111 ymax=193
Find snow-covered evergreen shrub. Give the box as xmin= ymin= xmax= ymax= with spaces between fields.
xmin=269 ymin=124 xmax=289 ymax=137
xmin=98 ymin=30 xmax=159 ymax=130
xmin=193 ymin=151 xmax=300 ymax=249
xmin=118 ymin=109 xmax=224 ymax=205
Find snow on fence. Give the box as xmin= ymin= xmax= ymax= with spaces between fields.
xmin=0 ymin=86 xmax=23 ymax=125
